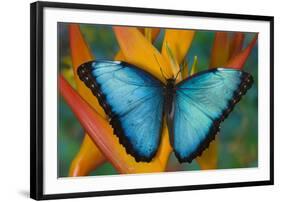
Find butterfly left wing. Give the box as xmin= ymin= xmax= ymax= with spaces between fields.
xmin=171 ymin=68 xmax=253 ymax=163
xmin=78 ymin=60 xmax=165 ymax=162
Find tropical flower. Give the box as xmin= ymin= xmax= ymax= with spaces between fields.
xmin=59 ymin=24 xmax=257 ymax=175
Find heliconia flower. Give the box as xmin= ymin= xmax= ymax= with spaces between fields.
xmin=113 ymin=27 xmax=172 ymax=83
xmin=114 ymin=28 xmax=160 ymax=60
xmin=69 ymin=135 xmax=105 ymax=176
xmin=226 ymin=33 xmax=258 ymax=69
xmin=162 ymin=29 xmax=195 ymax=80
xmin=210 ymin=31 xmax=258 ymax=69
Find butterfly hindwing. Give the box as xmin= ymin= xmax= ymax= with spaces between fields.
xmin=172 ymin=68 xmax=253 ymax=162
xmin=78 ymin=60 xmax=165 ymax=162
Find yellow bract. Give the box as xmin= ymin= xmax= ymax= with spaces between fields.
xmin=162 ymin=29 xmax=195 ymax=79
xmin=196 ymin=138 xmax=218 ymax=170
xmin=69 ymin=135 xmax=105 ymax=176
xmin=113 ymin=26 xmax=173 ymax=83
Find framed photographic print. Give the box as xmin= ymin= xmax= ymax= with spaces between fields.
xmin=30 ymin=1 xmax=274 ymax=200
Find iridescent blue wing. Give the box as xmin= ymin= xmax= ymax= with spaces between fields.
xmin=78 ymin=60 xmax=165 ymax=162
xmin=172 ymin=68 xmax=253 ymax=163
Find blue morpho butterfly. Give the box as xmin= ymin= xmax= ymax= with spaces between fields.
xmin=77 ymin=60 xmax=253 ymax=163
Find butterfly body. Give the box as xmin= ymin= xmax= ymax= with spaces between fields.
xmin=77 ymin=60 xmax=253 ymax=163
xmin=163 ymin=78 xmax=177 ymax=148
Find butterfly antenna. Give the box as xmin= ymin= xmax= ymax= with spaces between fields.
xmin=175 ymin=64 xmax=183 ymax=80
xmin=153 ymin=54 xmax=168 ymax=80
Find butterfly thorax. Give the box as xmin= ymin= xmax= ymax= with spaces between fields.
xmin=164 ymin=78 xmax=176 ymax=115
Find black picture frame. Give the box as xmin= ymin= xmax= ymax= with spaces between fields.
xmin=30 ymin=1 xmax=274 ymax=200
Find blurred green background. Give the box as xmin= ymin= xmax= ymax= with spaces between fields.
xmin=58 ymin=23 xmax=258 ymax=177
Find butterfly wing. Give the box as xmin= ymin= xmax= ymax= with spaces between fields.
xmin=78 ymin=60 xmax=165 ymax=162
xmin=172 ymin=68 xmax=253 ymax=163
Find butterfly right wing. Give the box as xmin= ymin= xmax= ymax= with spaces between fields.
xmin=172 ymin=68 xmax=253 ymax=163
xmin=78 ymin=60 xmax=165 ymax=162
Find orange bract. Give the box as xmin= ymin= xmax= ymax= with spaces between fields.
xmin=210 ymin=32 xmax=258 ymax=69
